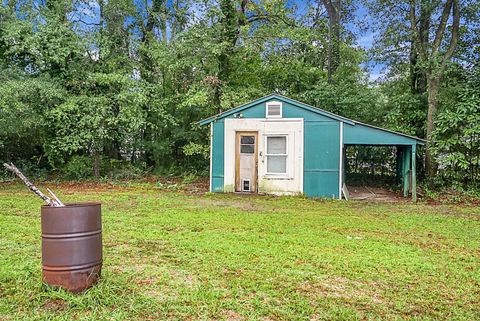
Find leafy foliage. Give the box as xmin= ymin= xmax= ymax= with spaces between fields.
xmin=433 ymin=69 xmax=480 ymax=186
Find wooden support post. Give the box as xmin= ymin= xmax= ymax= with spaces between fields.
xmin=343 ymin=146 xmax=346 ymax=187
xmin=403 ymin=146 xmax=411 ymax=197
xmin=411 ymin=144 xmax=417 ymax=202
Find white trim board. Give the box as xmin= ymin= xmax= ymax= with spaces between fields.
xmin=209 ymin=123 xmax=213 ymax=192
xmin=338 ymin=122 xmax=344 ymax=199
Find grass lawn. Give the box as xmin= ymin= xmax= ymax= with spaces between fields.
xmin=0 ymin=182 xmax=479 ymax=320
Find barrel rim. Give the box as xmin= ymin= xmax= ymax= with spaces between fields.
xmin=41 ymin=202 xmax=101 ymax=209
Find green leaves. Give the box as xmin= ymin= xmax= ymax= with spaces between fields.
xmin=432 ymin=75 xmax=480 ymax=186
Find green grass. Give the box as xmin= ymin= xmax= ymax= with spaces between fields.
xmin=0 ymin=183 xmax=479 ymax=320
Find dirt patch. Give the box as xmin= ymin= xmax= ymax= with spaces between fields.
xmin=297 ymin=276 xmax=385 ymax=305
xmin=169 ymin=270 xmax=197 ymax=288
xmin=43 ymin=299 xmax=67 ymax=312
xmin=347 ymin=186 xmax=407 ymax=202
xmin=192 ymin=198 xmax=266 ymax=212
xmin=223 ymin=267 xmax=246 ymax=279
xmin=136 ymin=277 xmax=157 ymax=286
xmin=222 ymin=310 xmax=245 ymax=321
xmin=425 ymin=193 xmax=480 ymax=207
xmin=0 ymin=176 xmax=210 ymax=195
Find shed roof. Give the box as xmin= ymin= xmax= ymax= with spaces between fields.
xmin=198 ymin=93 xmax=425 ymax=145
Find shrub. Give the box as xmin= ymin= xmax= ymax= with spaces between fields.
xmin=182 ymin=173 xmax=198 ymax=184
xmin=108 ymin=163 xmax=144 ymax=180
xmin=60 ymin=156 xmax=93 ymax=180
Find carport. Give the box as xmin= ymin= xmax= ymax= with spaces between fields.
xmin=341 ymin=121 xmax=426 ymax=202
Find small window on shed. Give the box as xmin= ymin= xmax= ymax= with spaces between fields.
xmin=265 ymin=136 xmax=287 ymax=174
xmin=266 ymin=102 xmax=282 ymax=118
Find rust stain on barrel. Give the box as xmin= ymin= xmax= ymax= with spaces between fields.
xmin=41 ymin=203 xmax=102 ymax=293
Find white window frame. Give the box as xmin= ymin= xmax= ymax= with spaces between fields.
xmin=266 ymin=101 xmax=282 ymax=118
xmin=265 ymin=135 xmax=288 ymax=176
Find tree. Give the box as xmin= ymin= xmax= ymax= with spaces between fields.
xmin=1 ymin=0 xmax=478 ymax=191
xmin=409 ymin=0 xmax=460 ymax=177
xmin=367 ymin=0 xmax=472 ymax=178
xmin=322 ymin=0 xmax=341 ymax=82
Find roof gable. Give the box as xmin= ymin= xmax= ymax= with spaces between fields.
xmin=198 ymin=93 xmax=425 ymax=145
xmin=198 ymin=94 xmax=355 ymax=126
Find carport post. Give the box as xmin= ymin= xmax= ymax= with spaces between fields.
xmin=403 ymin=146 xmax=411 ymax=197
xmin=395 ymin=147 xmax=402 ymax=185
xmin=411 ymin=144 xmax=417 ymax=202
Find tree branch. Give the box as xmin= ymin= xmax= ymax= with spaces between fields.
xmin=3 ymin=163 xmax=63 ymax=207
xmin=47 ymin=188 xmax=65 ymax=207
xmin=409 ymin=0 xmax=427 ymax=61
xmin=441 ymin=0 xmax=460 ymax=65
xmin=432 ymin=0 xmax=454 ymax=54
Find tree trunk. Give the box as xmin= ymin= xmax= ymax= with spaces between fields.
xmin=3 ymin=163 xmax=60 ymax=206
xmin=425 ymin=75 xmax=440 ymax=177
xmin=322 ymin=0 xmax=340 ymax=83
xmin=215 ymin=0 xmax=238 ymax=110
xmin=408 ymin=0 xmax=460 ymax=180
xmin=143 ymin=0 xmax=162 ymax=43
xmin=161 ymin=0 xmax=168 ymax=43
xmin=93 ymin=151 xmax=100 ymax=179
xmin=410 ymin=44 xmax=428 ymax=95
xmin=410 ymin=1 xmax=429 ymax=95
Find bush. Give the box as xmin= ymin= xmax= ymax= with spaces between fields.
xmin=108 ymin=163 xmax=144 ymax=180
xmin=182 ymin=173 xmax=198 ymax=184
xmin=60 ymin=156 xmax=93 ymax=180
xmin=60 ymin=156 xmax=145 ymax=181
xmin=433 ymin=75 xmax=480 ymax=188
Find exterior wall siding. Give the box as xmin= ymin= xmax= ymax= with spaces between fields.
xmin=236 ymin=101 xmax=334 ymax=122
xmin=223 ymin=118 xmax=304 ymax=195
xmin=211 ymin=120 xmax=225 ymax=192
xmin=303 ymin=121 xmax=340 ymax=198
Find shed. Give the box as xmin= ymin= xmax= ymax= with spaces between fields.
xmin=198 ymin=94 xmax=425 ymax=201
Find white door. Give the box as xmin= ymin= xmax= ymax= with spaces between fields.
xmin=235 ymin=132 xmax=258 ymax=192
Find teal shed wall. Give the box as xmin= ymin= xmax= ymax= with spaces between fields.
xmin=304 ymin=121 xmax=340 ymax=197
xmin=210 ymin=99 xmax=341 ymax=198
xmin=233 ymin=101 xmax=336 ymax=122
xmin=211 ymin=120 xmax=224 ymax=192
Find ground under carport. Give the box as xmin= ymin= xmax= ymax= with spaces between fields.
xmin=347 ymin=185 xmax=408 ymax=202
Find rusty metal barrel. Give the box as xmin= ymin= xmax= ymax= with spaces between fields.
xmin=41 ymin=203 xmax=102 ymax=293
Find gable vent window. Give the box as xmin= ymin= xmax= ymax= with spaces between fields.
xmin=266 ymin=102 xmax=282 ymax=118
